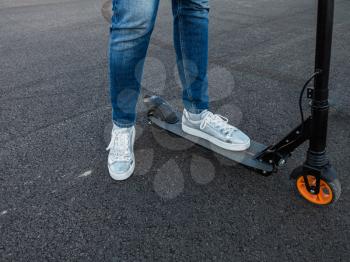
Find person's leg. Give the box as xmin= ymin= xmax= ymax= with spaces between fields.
xmin=172 ymin=0 xmax=251 ymax=151
xmin=172 ymin=0 xmax=210 ymax=113
xmin=108 ymin=0 xmax=159 ymax=180
xmin=109 ymin=0 xmax=160 ymax=127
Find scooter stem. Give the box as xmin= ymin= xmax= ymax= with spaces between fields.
xmin=307 ymin=0 xmax=334 ymax=166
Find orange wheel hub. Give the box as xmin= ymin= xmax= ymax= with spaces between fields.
xmin=296 ymin=175 xmax=333 ymax=205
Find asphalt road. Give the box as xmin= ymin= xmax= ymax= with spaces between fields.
xmin=1 ymin=0 xmax=349 ymax=261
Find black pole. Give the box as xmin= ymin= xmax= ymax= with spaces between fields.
xmin=307 ymin=0 xmax=334 ymax=167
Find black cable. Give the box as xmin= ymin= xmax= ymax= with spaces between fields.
xmin=273 ymin=70 xmax=322 ymax=153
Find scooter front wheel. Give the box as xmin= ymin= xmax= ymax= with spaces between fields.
xmin=295 ymin=174 xmax=341 ymax=205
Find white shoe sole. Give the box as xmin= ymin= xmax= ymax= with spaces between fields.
xmin=182 ymin=124 xmax=250 ymax=151
xmin=108 ymin=160 xmax=135 ymax=181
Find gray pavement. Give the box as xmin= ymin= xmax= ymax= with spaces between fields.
xmin=1 ymin=0 xmax=350 ymax=261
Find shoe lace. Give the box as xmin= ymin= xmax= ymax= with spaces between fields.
xmin=200 ymin=112 xmax=237 ymax=136
xmin=106 ymin=129 xmax=131 ymax=162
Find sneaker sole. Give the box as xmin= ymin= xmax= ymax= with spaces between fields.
xmin=182 ymin=124 xmax=250 ymax=151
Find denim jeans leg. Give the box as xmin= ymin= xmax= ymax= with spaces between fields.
xmin=172 ymin=0 xmax=210 ymax=114
xmin=109 ymin=0 xmax=160 ymax=127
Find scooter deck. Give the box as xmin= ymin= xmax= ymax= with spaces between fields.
xmin=145 ymin=96 xmax=273 ymax=173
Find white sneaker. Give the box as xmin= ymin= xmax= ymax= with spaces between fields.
xmin=182 ymin=109 xmax=250 ymax=151
xmin=106 ymin=124 xmax=135 ymax=181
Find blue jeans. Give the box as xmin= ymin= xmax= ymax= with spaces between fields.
xmin=109 ymin=0 xmax=209 ymax=127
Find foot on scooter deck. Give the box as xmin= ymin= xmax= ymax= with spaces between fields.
xmin=144 ymin=95 xmax=273 ymax=173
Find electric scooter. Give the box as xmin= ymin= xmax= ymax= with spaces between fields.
xmin=144 ymin=0 xmax=341 ymax=205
